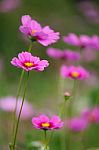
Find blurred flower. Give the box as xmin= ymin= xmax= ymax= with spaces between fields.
xmin=82 ymin=48 xmax=97 ymax=62
xmin=32 ymin=114 xmax=64 ymax=130
xmin=0 ymin=0 xmax=20 ymax=12
xmin=63 ymin=33 xmax=99 ymax=49
xmin=11 ymin=51 xmax=49 ymax=72
xmin=19 ymin=15 xmax=60 ymax=46
xmin=0 ymin=96 xmax=34 ymax=120
xmin=90 ymin=35 xmax=99 ymax=50
xmin=78 ymin=1 xmax=99 ymax=25
xmin=66 ymin=117 xmax=88 ymax=132
xmin=47 ymin=47 xmax=80 ymax=62
xmin=60 ymin=65 xmax=89 ymax=80
xmin=82 ymin=107 xmax=99 ymax=123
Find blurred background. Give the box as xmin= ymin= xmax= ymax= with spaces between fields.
xmin=0 ymin=0 xmax=99 ymax=149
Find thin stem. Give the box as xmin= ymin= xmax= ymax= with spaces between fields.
xmin=68 ymin=79 xmax=78 ymax=117
xmin=44 ymin=130 xmax=48 ymax=150
xmin=28 ymin=42 xmax=32 ymax=52
xmin=67 ymin=79 xmax=78 ymax=150
xmin=12 ymin=72 xmax=30 ymax=150
xmin=12 ymin=70 xmax=24 ymax=138
xmin=59 ymin=100 xmax=66 ymax=118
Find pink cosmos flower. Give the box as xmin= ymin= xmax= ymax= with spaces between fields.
xmin=63 ymin=33 xmax=99 ymax=49
xmin=60 ymin=65 xmax=89 ymax=80
xmin=0 ymin=96 xmax=34 ymax=120
xmin=11 ymin=51 xmax=49 ymax=72
xmin=82 ymin=107 xmax=99 ymax=123
xmin=32 ymin=114 xmax=64 ymax=130
xmin=66 ymin=117 xmax=88 ymax=132
xmin=47 ymin=47 xmax=80 ymax=61
xmin=0 ymin=0 xmax=20 ymax=12
xmin=19 ymin=15 xmax=60 ymax=46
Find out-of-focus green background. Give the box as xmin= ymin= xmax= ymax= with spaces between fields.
xmin=0 ymin=0 xmax=99 ymax=149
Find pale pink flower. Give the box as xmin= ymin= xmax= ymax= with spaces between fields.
xmin=60 ymin=65 xmax=89 ymax=80
xmin=66 ymin=117 xmax=88 ymax=132
xmin=19 ymin=15 xmax=60 ymax=46
xmin=47 ymin=47 xmax=80 ymax=61
xmin=11 ymin=51 xmax=49 ymax=72
xmin=0 ymin=96 xmax=34 ymax=120
xmin=32 ymin=114 xmax=64 ymax=130
xmin=0 ymin=0 xmax=20 ymax=12
xmin=82 ymin=107 xmax=99 ymax=123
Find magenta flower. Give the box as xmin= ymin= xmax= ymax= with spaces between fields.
xmin=63 ymin=33 xmax=99 ymax=49
xmin=11 ymin=51 xmax=49 ymax=72
xmin=47 ymin=48 xmax=80 ymax=61
xmin=60 ymin=65 xmax=89 ymax=80
xmin=32 ymin=114 xmax=64 ymax=130
xmin=82 ymin=107 xmax=99 ymax=123
xmin=0 ymin=96 xmax=34 ymax=120
xmin=19 ymin=15 xmax=60 ymax=46
xmin=66 ymin=117 xmax=88 ymax=132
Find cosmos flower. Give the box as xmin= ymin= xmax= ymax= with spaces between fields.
xmin=63 ymin=33 xmax=99 ymax=49
xmin=11 ymin=51 xmax=49 ymax=72
xmin=0 ymin=96 xmax=34 ymax=120
xmin=81 ymin=107 xmax=99 ymax=123
xmin=19 ymin=15 xmax=60 ymax=46
xmin=32 ymin=114 xmax=64 ymax=130
xmin=60 ymin=65 xmax=89 ymax=80
xmin=47 ymin=47 xmax=80 ymax=61
xmin=66 ymin=117 xmax=88 ymax=132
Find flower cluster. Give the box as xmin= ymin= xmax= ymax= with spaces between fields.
xmin=63 ymin=33 xmax=99 ymax=49
xmin=9 ymin=13 xmax=99 ymax=150
xmin=66 ymin=107 xmax=99 ymax=132
xmin=10 ymin=15 xmax=64 ymax=149
xmin=19 ymin=15 xmax=60 ymax=46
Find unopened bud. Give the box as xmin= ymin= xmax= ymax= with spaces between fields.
xmin=64 ymin=92 xmax=71 ymax=101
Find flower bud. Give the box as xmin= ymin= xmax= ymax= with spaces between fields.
xmin=64 ymin=92 xmax=71 ymax=101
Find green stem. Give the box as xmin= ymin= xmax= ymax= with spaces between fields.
xmin=68 ymin=79 xmax=78 ymax=117
xmin=28 ymin=42 xmax=32 ymax=52
xmin=44 ymin=130 xmax=48 ymax=150
xmin=67 ymin=79 xmax=78 ymax=150
xmin=59 ymin=100 xmax=66 ymax=118
xmin=12 ymin=72 xmax=30 ymax=150
xmin=12 ymin=69 xmax=24 ymax=138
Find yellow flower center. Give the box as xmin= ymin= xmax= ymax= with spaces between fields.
xmin=42 ymin=123 xmax=50 ymax=127
xmin=31 ymin=29 xmax=37 ymax=35
xmin=24 ymin=62 xmax=34 ymax=67
xmin=71 ymin=71 xmax=79 ymax=78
